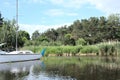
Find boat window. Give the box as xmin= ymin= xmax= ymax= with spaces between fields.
xmin=25 ymin=51 xmax=33 ymax=54
xmin=18 ymin=52 xmax=23 ymax=54
xmin=25 ymin=52 xmax=30 ymax=54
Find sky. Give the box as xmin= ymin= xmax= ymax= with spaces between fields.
xmin=0 ymin=0 xmax=120 ymax=36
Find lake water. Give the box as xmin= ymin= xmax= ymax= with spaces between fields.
xmin=0 ymin=57 xmax=120 ymax=80
xmin=0 ymin=60 xmax=75 ymax=80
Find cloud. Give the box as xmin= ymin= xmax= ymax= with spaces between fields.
xmin=50 ymin=0 xmax=87 ymax=8
xmin=45 ymin=9 xmax=78 ymax=17
xmin=2 ymin=1 xmax=15 ymax=8
xmin=27 ymin=0 xmax=45 ymax=4
xmin=88 ymin=0 xmax=120 ymax=14
xmin=19 ymin=23 xmax=71 ymax=37
xmin=3 ymin=2 xmax=11 ymax=6
xmin=45 ymin=9 xmax=64 ymax=16
xmin=50 ymin=0 xmax=120 ymax=14
xmin=29 ymin=0 xmax=120 ymax=14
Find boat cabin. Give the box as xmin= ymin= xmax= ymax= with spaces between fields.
xmin=8 ymin=50 xmax=34 ymax=54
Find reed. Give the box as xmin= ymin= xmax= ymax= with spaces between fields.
xmin=21 ymin=41 xmax=120 ymax=56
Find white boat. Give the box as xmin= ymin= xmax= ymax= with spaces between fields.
xmin=0 ymin=49 xmax=46 ymax=63
xmin=0 ymin=1 xmax=46 ymax=63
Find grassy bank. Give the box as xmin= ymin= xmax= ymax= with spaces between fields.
xmin=21 ymin=41 xmax=120 ymax=56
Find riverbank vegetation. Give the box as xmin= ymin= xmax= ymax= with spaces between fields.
xmin=21 ymin=41 xmax=120 ymax=57
xmin=0 ymin=13 xmax=120 ymax=52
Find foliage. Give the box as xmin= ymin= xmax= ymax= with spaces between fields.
xmin=21 ymin=45 xmax=82 ymax=56
xmin=32 ymin=30 xmax=40 ymax=40
xmin=76 ymin=38 xmax=86 ymax=45
xmin=80 ymin=45 xmax=99 ymax=54
xmin=63 ymin=34 xmax=76 ymax=46
xmin=29 ymin=14 xmax=120 ymax=46
xmin=0 ymin=18 xmax=30 ymax=50
xmin=18 ymin=30 xmax=30 ymax=47
xmin=1 ymin=12 xmax=120 ymax=49
xmin=97 ymin=42 xmax=118 ymax=56
xmin=21 ymin=41 xmax=120 ymax=56
xmin=0 ymin=13 xmax=3 ymax=27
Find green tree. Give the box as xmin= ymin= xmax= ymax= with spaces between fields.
xmin=72 ymin=20 xmax=82 ymax=40
xmin=64 ymin=34 xmax=75 ymax=45
xmin=76 ymin=38 xmax=86 ymax=45
xmin=32 ymin=30 xmax=40 ymax=40
xmin=18 ymin=30 xmax=30 ymax=47
xmin=0 ymin=13 xmax=3 ymax=27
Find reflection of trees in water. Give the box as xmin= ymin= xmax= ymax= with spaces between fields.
xmin=0 ymin=70 xmax=29 ymax=80
xmin=0 ymin=60 xmax=43 ymax=80
xmin=45 ymin=63 xmax=120 ymax=80
xmin=32 ymin=64 xmax=42 ymax=75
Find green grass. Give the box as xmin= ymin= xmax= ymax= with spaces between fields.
xmin=80 ymin=45 xmax=99 ymax=54
xmin=21 ymin=41 xmax=120 ymax=56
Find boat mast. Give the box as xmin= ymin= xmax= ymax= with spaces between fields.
xmin=16 ymin=0 xmax=18 ymax=51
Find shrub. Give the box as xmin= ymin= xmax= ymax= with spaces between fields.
xmin=98 ymin=43 xmax=117 ymax=56
xmin=80 ymin=45 xmax=99 ymax=54
xmin=76 ymin=38 xmax=86 ymax=46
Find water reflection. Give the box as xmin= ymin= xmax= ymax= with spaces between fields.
xmin=0 ymin=60 xmax=75 ymax=80
xmin=0 ymin=60 xmax=43 ymax=80
xmin=0 ymin=57 xmax=120 ymax=80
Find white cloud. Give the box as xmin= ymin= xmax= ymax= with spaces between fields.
xmin=45 ymin=9 xmax=64 ymax=16
xmin=28 ymin=0 xmax=120 ymax=14
xmin=4 ymin=2 xmax=11 ymax=6
xmin=45 ymin=9 xmax=78 ymax=17
xmin=27 ymin=0 xmax=45 ymax=4
xmin=50 ymin=0 xmax=87 ymax=8
xmin=88 ymin=0 xmax=120 ymax=14
xmin=2 ymin=1 xmax=15 ymax=8
xmin=50 ymin=0 xmax=120 ymax=14
xmin=19 ymin=23 xmax=71 ymax=37
xmin=55 ymin=0 xmax=120 ymax=14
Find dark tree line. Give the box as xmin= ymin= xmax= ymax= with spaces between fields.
xmin=31 ymin=14 xmax=120 ymax=46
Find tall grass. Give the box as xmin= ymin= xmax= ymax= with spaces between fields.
xmin=21 ymin=41 xmax=120 ymax=56
xmin=80 ymin=45 xmax=99 ymax=54
xmin=21 ymin=45 xmax=82 ymax=56
xmin=97 ymin=42 xmax=118 ymax=56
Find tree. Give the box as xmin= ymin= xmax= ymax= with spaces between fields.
xmin=44 ymin=29 xmax=58 ymax=41
xmin=0 ymin=13 xmax=3 ymax=27
xmin=18 ymin=30 xmax=30 ymax=47
xmin=106 ymin=14 xmax=120 ymax=40
xmin=0 ymin=18 xmax=31 ymax=50
xmin=76 ymin=38 xmax=86 ymax=45
xmin=32 ymin=30 xmax=40 ymax=40
xmin=64 ymin=34 xmax=75 ymax=45
xmin=36 ymin=14 xmax=120 ymax=45
xmin=57 ymin=26 xmax=68 ymax=42
xmin=72 ymin=20 xmax=83 ymax=40
xmin=99 ymin=16 xmax=106 ymax=26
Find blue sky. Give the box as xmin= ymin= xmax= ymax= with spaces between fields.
xmin=0 ymin=0 xmax=120 ymax=36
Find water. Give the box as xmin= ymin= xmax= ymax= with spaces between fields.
xmin=0 ymin=57 xmax=120 ymax=80
xmin=0 ymin=60 xmax=75 ymax=80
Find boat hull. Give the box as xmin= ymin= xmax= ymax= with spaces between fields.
xmin=0 ymin=54 xmax=42 ymax=63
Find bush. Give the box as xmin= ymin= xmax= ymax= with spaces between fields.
xmin=80 ymin=45 xmax=99 ymax=54
xmin=76 ymin=38 xmax=86 ymax=46
xmin=97 ymin=43 xmax=117 ymax=56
